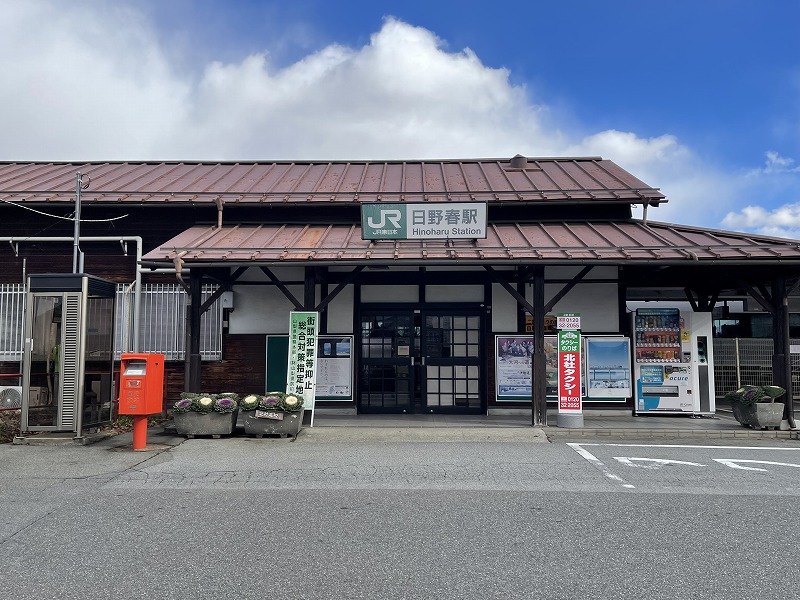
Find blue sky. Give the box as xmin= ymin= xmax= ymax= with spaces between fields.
xmin=2 ymin=0 xmax=799 ymax=236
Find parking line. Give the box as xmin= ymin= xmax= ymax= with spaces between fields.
xmin=567 ymin=443 xmax=635 ymax=489
xmin=570 ymin=443 xmax=800 ymax=450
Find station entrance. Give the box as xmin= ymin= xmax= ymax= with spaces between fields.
xmin=358 ymin=305 xmax=485 ymax=414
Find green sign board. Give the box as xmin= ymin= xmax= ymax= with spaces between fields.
xmin=361 ymin=202 xmax=487 ymax=240
xmin=286 ymin=311 xmax=319 ymax=410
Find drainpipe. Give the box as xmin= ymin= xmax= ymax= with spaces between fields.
xmin=173 ymin=253 xmax=190 ymax=293
xmin=214 ymin=196 xmax=224 ymax=229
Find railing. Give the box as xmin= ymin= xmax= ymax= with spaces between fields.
xmin=114 ymin=283 xmax=222 ymax=360
xmin=713 ymin=338 xmax=800 ymax=399
xmin=0 ymin=283 xmax=222 ymax=361
xmin=0 ymin=284 xmax=24 ymax=361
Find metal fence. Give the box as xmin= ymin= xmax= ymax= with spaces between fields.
xmin=0 ymin=283 xmax=222 ymax=362
xmin=713 ymin=338 xmax=800 ymax=399
xmin=0 ymin=284 xmax=24 ymax=361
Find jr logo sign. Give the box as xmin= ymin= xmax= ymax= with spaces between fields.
xmin=365 ymin=209 xmax=402 ymax=231
xmin=361 ymin=202 xmax=487 ymax=240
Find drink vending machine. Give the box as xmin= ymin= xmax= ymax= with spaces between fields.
xmin=633 ymin=307 xmax=715 ymax=415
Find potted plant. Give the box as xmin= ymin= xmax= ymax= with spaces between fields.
xmin=725 ymin=384 xmax=785 ymax=429
xmin=172 ymin=392 xmax=239 ymax=438
xmin=240 ymin=391 xmax=304 ymax=438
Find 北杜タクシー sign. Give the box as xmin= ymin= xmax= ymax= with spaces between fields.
xmin=361 ymin=202 xmax=487 ymax=240
xmin=557 ymin=313 xmax=582 ymax=414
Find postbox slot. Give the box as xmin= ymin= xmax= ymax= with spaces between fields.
xmin=123 ymin=360 xmax=147 ymax=376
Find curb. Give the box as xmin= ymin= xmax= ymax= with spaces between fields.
xmin=545 ymin=427 xmax=799 ymax=440
xmin=296 ymin=426 xmax=551 ymax=443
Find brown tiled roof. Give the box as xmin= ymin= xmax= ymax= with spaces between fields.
xmin=0 ymin=158 xmax=664 ymax=205
xmin=141 ymin=220 xmax=800 ymax=267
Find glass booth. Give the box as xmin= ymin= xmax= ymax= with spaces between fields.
xmin=21 ymin=274 xmax=116 ymax=437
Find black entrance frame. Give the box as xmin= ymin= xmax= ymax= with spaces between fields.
xmin=356 ymin=303 xmax=487 ymax=415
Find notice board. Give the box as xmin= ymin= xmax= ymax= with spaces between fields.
xmin=265 ymin=334 xmax=353 ymax=401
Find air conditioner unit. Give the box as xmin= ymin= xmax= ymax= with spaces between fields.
xmin=0 ymin=385 xmax=22 ymax=409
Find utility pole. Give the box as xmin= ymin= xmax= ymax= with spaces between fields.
xmin=72 ymin=172 xmax=89 ymax=273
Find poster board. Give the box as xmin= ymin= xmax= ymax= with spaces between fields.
xmin=495 ymin=335 xmax=558 ymax=401
xmin=265 ymin=335 xmax=289 ymax=393
xmin=584 ymin=336 xmax=632 ymax=398
xmin=495 ymin=334 xmax=627 ymax=403
xmin=316 ymin=335 xmax=354 ymax=401
xmin=265 ymin=334 xmax=353 ymax=401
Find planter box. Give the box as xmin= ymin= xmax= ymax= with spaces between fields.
xmin=242 ymin=409 xmax=304 ymax=437
xmin=173 ymin=410 xmax=237 ymax=438
xmin=731 ymin=402 xmax=784 ymax=429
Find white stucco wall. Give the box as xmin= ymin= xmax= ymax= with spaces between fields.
xmin=492 ymin=283 xmax=519 ymax=332
xmin=326 ymin=285 xmax=354 ymax=333
xmin=426 ymin=285 xmax=484 ymax=303
xmin=361 ymin=285 xmax=419 ymax=302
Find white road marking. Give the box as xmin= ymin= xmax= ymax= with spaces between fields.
xmin=613 ymin=457 xmax=706 ymax=469
xmin=567 ymin=443 xmax=635 ymax=488
xmin=713 ymin=459 xmax=800 ymax=472
xmin=574 ymin=443 xmax=800 ymax=450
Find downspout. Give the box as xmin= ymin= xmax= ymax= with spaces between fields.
xmin=214 ymin=196 xmax=224 ymax=229
xmin=173 ymin=253 xmax=190 ymax=293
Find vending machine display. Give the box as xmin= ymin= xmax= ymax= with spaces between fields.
xmin=633 ymin=307 xmax=715 ymax=415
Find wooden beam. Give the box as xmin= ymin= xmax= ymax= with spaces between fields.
xmin=484 ymin=266 xmax=535 ymax=314
xmin=260 ymin=266 xmax=304 ymax=310
xmin=316 ymin=266 xmax=364 ymax=312
xmin=543 ymin=266 xmax=593 ymax=314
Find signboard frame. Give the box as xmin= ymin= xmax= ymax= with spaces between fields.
xmin=286 ymin=311 xmax=319 ymax=423
xmin=584 ymin=336 xmax=632 ymax=398
xmin=316 ymin=335 xmax=354 ymax=401
xmin=361 ymin=202 xmax=488 ymax=240
xmin=494 ymin=334 xmax=558 ymax=401
xmin=557 ymin=324 xmax=582 ymax=414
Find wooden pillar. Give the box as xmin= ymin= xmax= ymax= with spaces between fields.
xmin=771 ymin=277 xmax=795 ymax=426
xmin=304 ymin=266 xmax=316 ymax=310
xmin=184 ymin=270 xmax=202 ymax=392
xmin=532 ymin=266 xmax=547 ymax=426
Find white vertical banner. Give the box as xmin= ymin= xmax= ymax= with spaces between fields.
xmin=286 ymin=311 xmax=319 ymax=425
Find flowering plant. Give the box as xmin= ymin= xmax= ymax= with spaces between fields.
xmin=213 ymin=396 xmax=238 ymax=414
xmin=245 ymin=391 xmax=304 ymax=412
xmin=174 ymin=392 xmax=238 ymax=414
xmin=239 ymin=394 xmax=261 ymax=411
xmin=258 ymin=391 xmax=284 ymax=411
xmin=724 ymin=384 xmax=785 ymax=406
xmin=280 ymin=394 xmax=303 ymax=412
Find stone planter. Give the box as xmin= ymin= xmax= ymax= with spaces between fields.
xmin=242 ymin=409 xmax=304 ymax=438
xmin=173 ymin=410 xmax=237 ymax=438
xmin=731 ymin=401 xmax=784 ymax=429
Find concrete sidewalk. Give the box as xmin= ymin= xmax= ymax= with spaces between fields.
xmin=307 ymin=408 xmax=799 ymax=441
xmin=8 ymin=407 xmax=798 ymax=449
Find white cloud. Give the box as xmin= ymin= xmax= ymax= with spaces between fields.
xmin=720 ymin=152 xmax=800 ymax=238
xmin=1 ymin=0 xmax=788 ymax=234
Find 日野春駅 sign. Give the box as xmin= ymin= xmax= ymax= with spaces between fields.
xmin=361 ymin=202 xmax=488 ymax=240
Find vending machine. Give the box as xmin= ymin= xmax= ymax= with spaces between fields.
xmin=632 ymin=307 xmax=715 ymax=415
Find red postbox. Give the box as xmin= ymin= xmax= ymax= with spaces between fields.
xmin=118 ymin=353 xmax=164 ymax=450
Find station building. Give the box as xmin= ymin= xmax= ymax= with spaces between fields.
xmin=0 ymin=157 xmax=798 ymax=428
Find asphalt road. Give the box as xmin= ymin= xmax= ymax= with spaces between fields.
xmin=1 ymin=432 xmax=798 ymax=600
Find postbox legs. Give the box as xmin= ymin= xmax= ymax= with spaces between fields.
xmin=132 ymin=415 xmax=148 ymax=451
